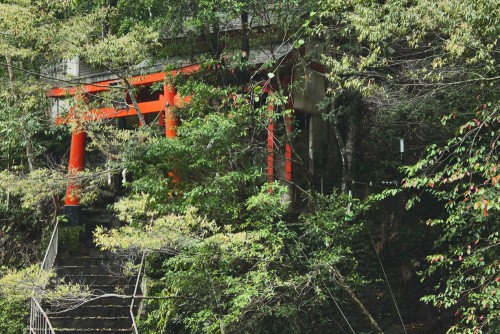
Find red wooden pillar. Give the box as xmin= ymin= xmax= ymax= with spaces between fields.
xmin=64 ymin=128 xmax=85 ymax=225
xmin=267 ymin=101 xmax=275 ymax=184
xmin=164 ymin=84 xmax=178 ymax=138
xmin=285 ymin=113 xmax=293 ymax=182
xmin=159 ymin=110 xmax=165 ymax=127
xmin=164 ymin=84 xmax=180 ymax=189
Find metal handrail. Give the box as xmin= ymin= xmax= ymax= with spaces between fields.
xmin=30 ymin=297 xmax=56 ymax=334
xmin=41 ymin=220 xmax=59 ymax=272
xmin=130 ymin=219 xmax=154 ymax=333
xmin=30 ymin=219 xmax=59 ymax=334
xmin=130 ymin=252 xmax=146 ymax=334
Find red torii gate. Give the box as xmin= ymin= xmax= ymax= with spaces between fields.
xmin=48 ymin=64 xmax=292 ymax=224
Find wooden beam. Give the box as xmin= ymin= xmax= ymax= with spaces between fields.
xmin=48 ymin=64 xmax=200 ymax=97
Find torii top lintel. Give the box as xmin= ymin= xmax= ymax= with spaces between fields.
xmin=47 ymin=64 xmax=200 ymax=98
xmin=47 ymin=64 xmax=199 ymax=124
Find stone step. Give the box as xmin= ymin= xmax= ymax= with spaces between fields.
xmin=87 ymin=284 xmax=135 ymax=293
xmin=78 ymin=296 xmax=134 ymax=307
xmin=51 ymin=284 xmax=136 ymax=295
xmin=52 ymin=328 xmax=132 ymax=334
xmin=44 ymin=297 xmax=134 ymax=315
xmin=84 ymin=211 xmax=114 ymax=219
xmin=57 ymin=257 xmax=123 ymax=267
xmin=58 ymin=248 xmax=118 ymax=259
xmin=60 ymin=274 xmax=132 ymax=286
xmin=48 ymin=305 xmax=133 ymax=318
xmin=51 ymin=316 xmax=131 ymax=330
xmin=55 ymin=264 xmax=126 ymax=277
xmin=82 ymin=210 xmax=116 ymax=224
xmin=48 ymin=304 xmax=133 ymax=319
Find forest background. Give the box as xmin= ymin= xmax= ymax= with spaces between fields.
xmin=0 ymin=0 xmax=498 ymax=333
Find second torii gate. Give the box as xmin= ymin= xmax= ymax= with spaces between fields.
xmin=48 ymin=64 xmax=294 ymax=225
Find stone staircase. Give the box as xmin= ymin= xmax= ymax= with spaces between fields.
xmin=46 ymin=208 xmax=137 ymax=334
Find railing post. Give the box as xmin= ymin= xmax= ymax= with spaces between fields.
xmin=30 ymin=299 xmax=33 ymax=330
xmin=130 ymin=218 xmax=154 ymax=334
xmin=130 ymin=252 xmax=146 ymax=334
xmin=55 ymin=227 xmax=58 ymax=258
xmin=30 ymin=218 xmax=59 ymax=334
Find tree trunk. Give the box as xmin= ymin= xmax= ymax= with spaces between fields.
xmin=330 ymin=91 xmax=363 ymax=195
xmin=332 ymin=124 xmax=347 ymax=193
xmin=124 ymin=82 xmax=147 ymax=126
xmin=204 ymin=21 xmax=221 ymax=59
xmin=24 ymin=138 xmax=35 ymax=172
xmin=6 ymin=56 xmax=15 ymax=95
xmin=344 ymin=105 xmax=359 ymax=193
xmin=333 ymin=267 xmax=383 ymax=333
xmin=328 ymin=92 xmax=378 ymax=331
xmin=241 ymin=12 xmax=250 ymax=55
xmin=210 ymin=282 xmax=226 ymax=334
xmin=5 ymin=56 xmax=35 ymax=172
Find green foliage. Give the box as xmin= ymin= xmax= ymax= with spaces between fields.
xmin=96 ymin=183 xmax=368 ymax=333
xmin=59 ymin=226 xmax=85 ymax=253
xmin=0 ymin=264 xmax=54 ymax=301
xmin=0 ymin=298 xmax=28 ymax=334
xmin=403 ymin=104 xmax=499 ymax=333
xmin=310 ymin=4 xmax=499 ymax=330
xmin=0 ymin=169 xmax=66 ymax=209
xmin=0 ymin=0 xmax=497 ymax=332
xmin=0 ymin=0 xmax=63 ymax=60
xmin=317 ymin=0 xmax=499 ymax=95
xmin=109 ymin=80 xmax=275 ymax=224
xmin=95 ymin=207 xmax=218 ymax=253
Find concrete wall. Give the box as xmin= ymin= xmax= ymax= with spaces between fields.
xmin=293 ymin=69 xmax=326 ymax=114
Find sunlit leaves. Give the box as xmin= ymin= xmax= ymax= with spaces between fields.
xmin=403 ymin=104 xmax=499 ymax=333
xmin=319 ymin=0 xmax=499 ymax=96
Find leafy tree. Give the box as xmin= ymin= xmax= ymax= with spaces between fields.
xmin=86 ymin=0 xmax=499 ymax=332
xmin=95 ymin=187 xmax=376 ymax=333
xmin=404 ymin=103 xmax=499 ymax=333
xmin=0 ymin=298 xmax=27 ymax=334
xmin=311 ymin=1 xmax=499 ymax=332
xmin=0 ymin=0 xmax=497 ymax=333
xmin=0 ymin=1 xmax=73 ymax=328
xmin=311 ymin=0 xmax=499 ymax=191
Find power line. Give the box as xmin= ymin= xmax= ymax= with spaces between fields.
xmin=322 ymin=281 xmax=357 ymax=334
xmin=1 ymin=61 xmax=126 ymax=90
xmin=368 ymin=231 xmax=408 ymax=334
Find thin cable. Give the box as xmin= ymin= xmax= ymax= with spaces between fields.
xmin=368 ymin=231 xmax=408 ymax=334
xmin=321 ymin=281 xmax=357 ymax=334
xmin=1 ymin=61 xmax=126 ymax=90
xmin=289 ymin=233 xmax=357 ymax=334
